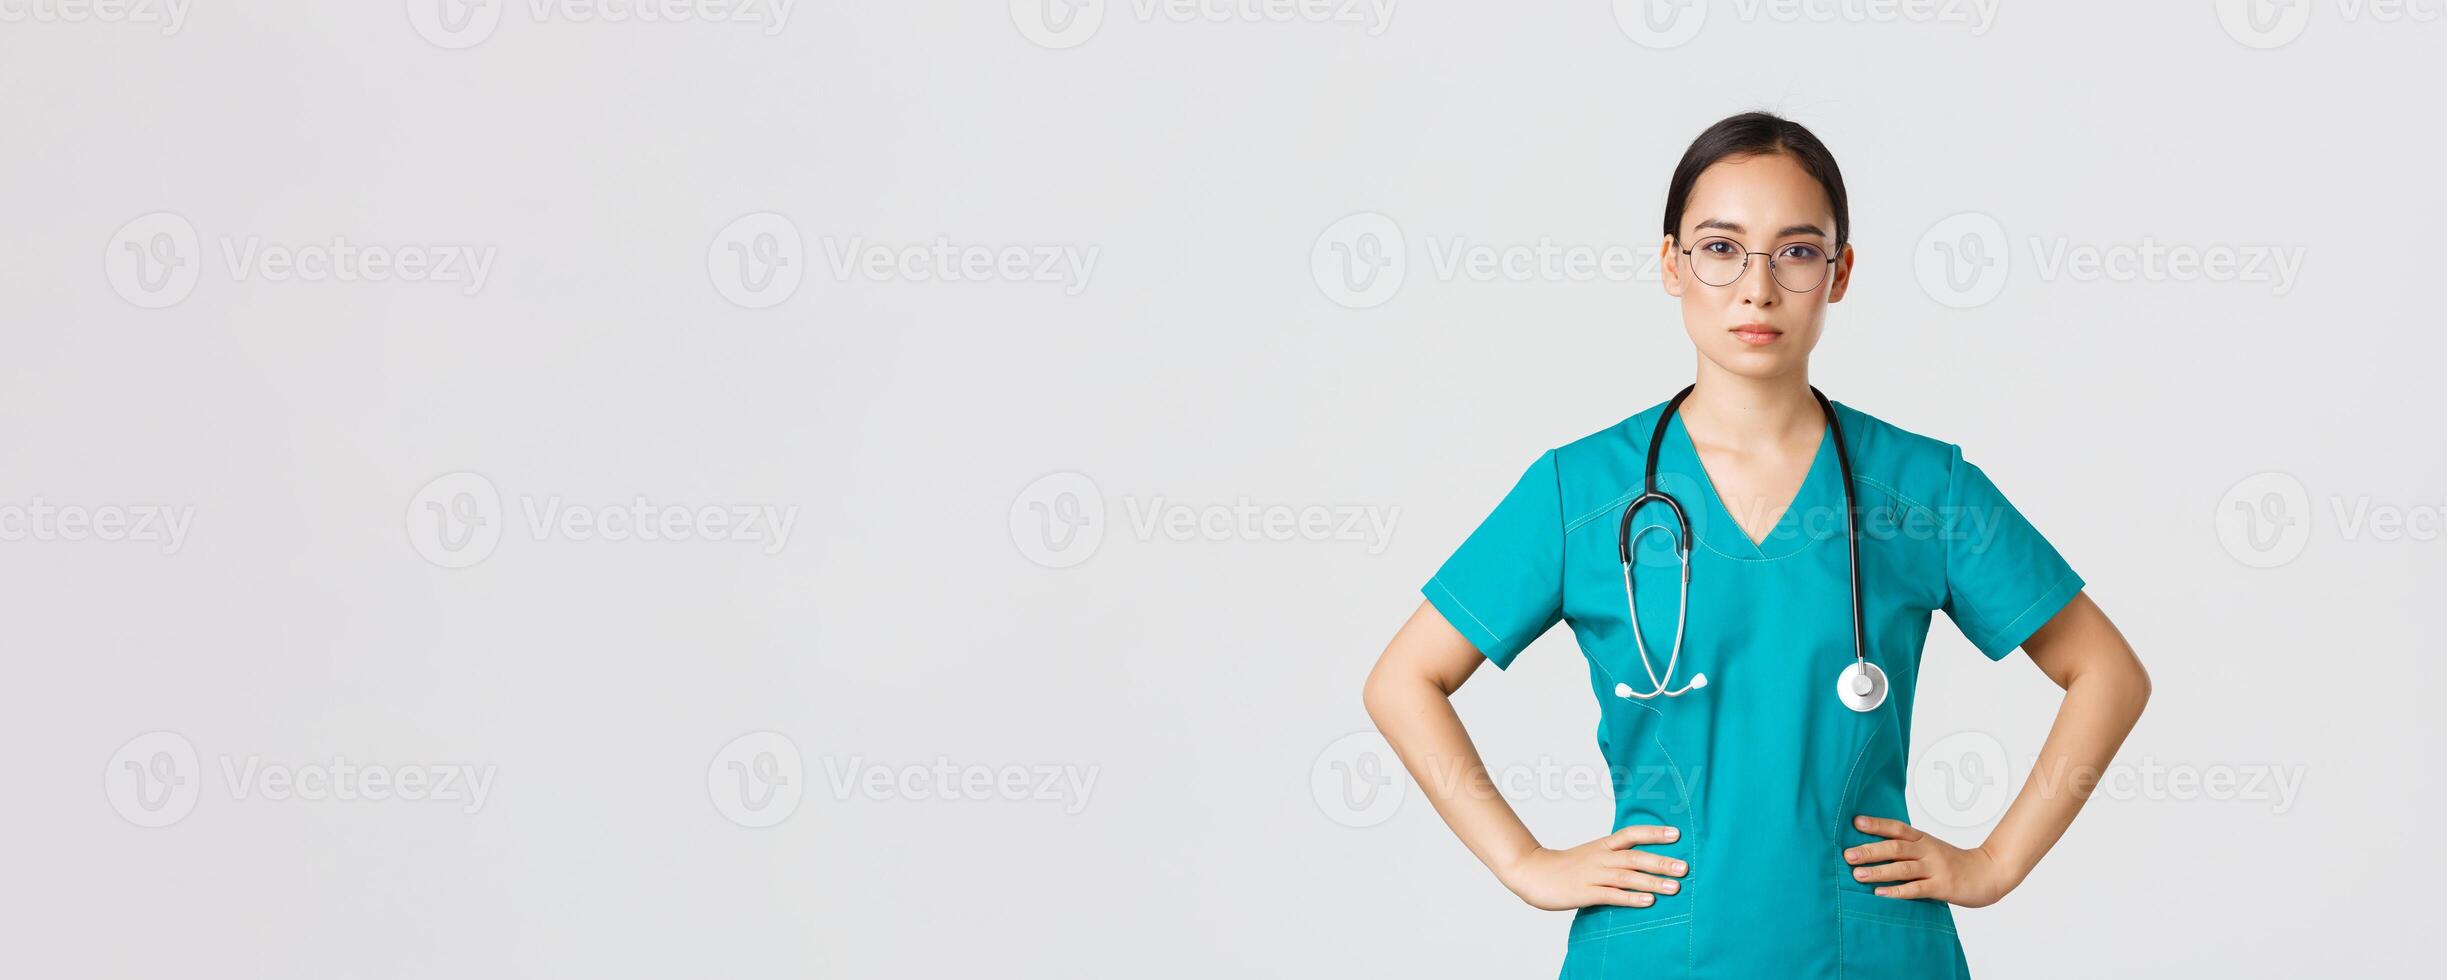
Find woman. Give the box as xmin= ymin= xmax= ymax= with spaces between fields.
xmin=1361 ymin=112 xmax=2151 ymax=978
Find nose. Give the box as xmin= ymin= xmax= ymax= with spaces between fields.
xmin=1736 ymin=253 xmax=1777 ymax=306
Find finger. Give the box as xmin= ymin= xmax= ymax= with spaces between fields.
xmin=1601 ymin=850 xmax=1689 ymax=877
xmin=1585 ymin=888 xmax=1657 ymax=908
xmin=1851 ymin=860 xmax=1926 ymax=884
xmin=1842 ymin=840 xmax=1912 ymax=865
xmin=1852 ymin=815 xmax=1922 ymax=841
xmin=1597 ymin=869 xmax=1683 ymax=896
xmin=1606 ymin=825 xmax=1681 ymax=849
xmin=1873 ymin=880 xmax=1931 ymax=900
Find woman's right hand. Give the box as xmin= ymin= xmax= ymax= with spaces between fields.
xmin=1498 ymin=825 xmax=1688 ymax=911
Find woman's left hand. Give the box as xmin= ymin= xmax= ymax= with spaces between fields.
xmin=1843 ymin=815 xmax=2022 ymax=908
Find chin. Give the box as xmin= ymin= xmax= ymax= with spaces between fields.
xmin=1701 ymin=347 xmax=1804 ymax=379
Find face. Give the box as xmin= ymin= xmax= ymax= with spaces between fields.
xmin=1661 ymin=152 xmax=1854 ymax=380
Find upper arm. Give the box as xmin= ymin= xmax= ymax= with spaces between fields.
xmin=1418 ymin=451 xmax=1568 ymax=671
xmin=1370 ymin=599 xmax=1492 ymax=698
xmin=1940 ymin=445 xmax=2086 ymax=661
xmin=2019 ymin=590 xmax=2146 ymax=693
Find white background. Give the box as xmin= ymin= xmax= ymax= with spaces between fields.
xmin=3 ymin=1 xmax=2441 ymax=976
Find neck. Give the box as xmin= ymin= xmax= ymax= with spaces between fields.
xmin=1681 ymin=358 xmax=1819 ymax=446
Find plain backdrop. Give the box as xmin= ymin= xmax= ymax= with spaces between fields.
xmin=3 ymin=1 xmax=2442 ymax=976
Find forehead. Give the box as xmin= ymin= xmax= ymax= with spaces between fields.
xmin=1680 ymin=153 xmax=1834 ymax=237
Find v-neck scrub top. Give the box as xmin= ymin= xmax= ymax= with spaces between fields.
xmin=1423 ymin=397 xmax=2085 ymax=980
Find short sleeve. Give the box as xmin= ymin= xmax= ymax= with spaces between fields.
xmin=1421 ymin=451 xmax=1566 ymax=670
xmin=1940 ymin=445 xmax=2086 ymax=661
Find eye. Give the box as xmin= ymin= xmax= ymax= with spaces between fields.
xmin=1779 ymin=243 xmax=1827 ymax=261
xmin=1697 ymin=238 xmax=1740 ymax=256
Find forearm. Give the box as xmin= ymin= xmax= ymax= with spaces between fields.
xmin=1979 ymin=657 xmax=2151 ymax=884
xmin=1362 ymin=668 xmax=1539 ymax=881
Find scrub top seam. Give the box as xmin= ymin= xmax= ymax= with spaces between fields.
xmin=1851 ymin=473 xmax=1936 ymax=524
xmin=1424 ymin=576 xmax=1504 ymax=648
xmin=1562 ymin=476 xmax=1884 ymax=565
xmin=1971 ymin=569 xmax=2085 ymax=656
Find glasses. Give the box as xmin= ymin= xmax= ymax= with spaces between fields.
xmin=1678 ymin=236 xmax=1839 ymax=292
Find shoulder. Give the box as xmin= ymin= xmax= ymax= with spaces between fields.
xmin=1827 ymin=399 xmax=1967 ymax=517
xmin=1536 ymin=400 xmax=1676 ymax=528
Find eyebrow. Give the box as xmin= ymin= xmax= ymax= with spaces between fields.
xmin=1692 ymin=218 xmax=1830 ymax=240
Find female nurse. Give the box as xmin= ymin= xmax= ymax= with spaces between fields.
xmin=1360 ymin=112 xmax=2152 ymax=978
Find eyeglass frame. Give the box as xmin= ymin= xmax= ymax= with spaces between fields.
xmin=1674 ymin=235 xmax=1847 ymax=292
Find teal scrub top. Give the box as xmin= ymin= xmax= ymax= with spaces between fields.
xmin=1423 ymin=396 xmax=2085 ymax=980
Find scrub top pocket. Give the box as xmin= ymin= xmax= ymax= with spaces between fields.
xmin=1561 ymin=905 xmax=1693 ymax=980
xmin=1834 ymin=891 xmax=1968 ymax=979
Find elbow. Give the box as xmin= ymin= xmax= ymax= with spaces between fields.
xmin=2094 ymin=644 xmax=2152 ymax=720
xmin=1361 ymin=658 xmax=1439 ymax=729
xmin=1361 ymin=661 xmax=1400 ymax=728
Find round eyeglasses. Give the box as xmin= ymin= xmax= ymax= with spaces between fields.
xmin=1679 ymin=236 xmax=1839 ymax=292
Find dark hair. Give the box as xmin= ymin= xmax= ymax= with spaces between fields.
xmin=1662 ymin=111 xmax=1849 ymax=249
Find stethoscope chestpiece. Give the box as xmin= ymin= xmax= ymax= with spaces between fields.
xmin=1835 ymin=661 xmax=1888 ymax=712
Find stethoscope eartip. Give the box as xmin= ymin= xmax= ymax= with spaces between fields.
xmin=1614 ymin=683 xmax=1634 ymax=699
xmin=1686 ymin=673 xmax=1707 ymax=690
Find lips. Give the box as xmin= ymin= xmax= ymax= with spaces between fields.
xmin=1730 ymin=324 xmax=1783 ymax=345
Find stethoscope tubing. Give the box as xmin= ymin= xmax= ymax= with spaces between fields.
xmin=1610 ymin=383 xmax=1871 ymax=700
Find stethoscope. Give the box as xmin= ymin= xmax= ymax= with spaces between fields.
xmin=1604 ymin=384 xmax=1888 ymax=713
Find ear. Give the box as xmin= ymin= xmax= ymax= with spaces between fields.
xmin=1660 ymin=235 xmax=1686 ymax=298
xmin=1825 ymin=243 xmax=1855 ymax=303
